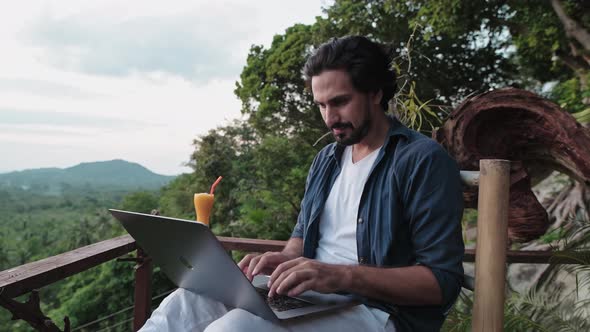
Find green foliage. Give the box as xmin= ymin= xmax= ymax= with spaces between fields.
xmin=540 ymin=226 xmax=567 ymax=244
xmin=537 ymin=214 xmax=590 ymax=285
xmin=0 ymin=183 xmax=172 ymax=331
xmin=444 ymin=286 xmax=590 ymax=331
xmin=159 ymin=120 xmax=317 ymax=240
xmin=573 ymin=108 xmax=590 ymax=124
xmin=461 ymin=209 xmax=478 ymax=246
xmin=229 ymin=135 xmax=316 ymax=240
xmin=551 ymin=74 xmax=590 ymax=116
xmin=235 ymin=24 xmax=325 ymax=141
xmin=318 ymin=0 xmax=517 ymax=105
xmin=0 ymin=187 xmax=126 ymax=271
xmin=120 ymin=191 xmax=160 ymax=214
xmin=510 ymin=0 xmax=588 ymax=83
xmin=411 ymin=0 xmax=586 ymax=83
xmin=441 ymin=291 xmax=473 ymax=332
xmin=158 ymin=173 xmax=198 ymax=219
xmin=444 ymin=214 xmax=590 ymax=331
xmin=414 ymin=0 xmax=590 ymax=121
xmin=49 ymin=262 xmax=134 ymax=330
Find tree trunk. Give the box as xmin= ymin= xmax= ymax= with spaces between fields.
xmin=550 ymin=0 xmax=590 ymax=52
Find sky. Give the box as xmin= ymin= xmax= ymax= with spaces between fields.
xmin=0 ymin=0 xmax=329 ymax=175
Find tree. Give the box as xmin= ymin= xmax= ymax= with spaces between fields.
xmin=159 ymin=121 xmax=257 ymax=233
xmin=120 ymin=191 xmax=159 ymax=214
xmin=230 ymin=135 xmax=317 ymax=240
xmin=318 ymin=0 xmax=518 ymax=103
xmin=412 ymin=0 xmax=589 ymax=100
xmin=236 ymin=0 xmax=525 ymax=139
xmin=413 ymin=0 xmax=590 ymax=227
xmin=235 ymin=24 xmax=326 ymax=141
xmin=158 ymin=119 xmax=317 ymax=240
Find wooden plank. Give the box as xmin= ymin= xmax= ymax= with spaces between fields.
xmin=0 ymin=235 xmax=136 ymax=298
xmin=217 ymin=236 xmax=286 ymax=252
xmin=463 ymin=249 xmax=581 ymax=264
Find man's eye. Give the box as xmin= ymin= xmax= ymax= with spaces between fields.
xmin=333 ymin=99 xmax=347 ymax=106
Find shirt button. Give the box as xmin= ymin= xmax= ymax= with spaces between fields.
xmin=357 ymin=217 xmax=364 ymax=224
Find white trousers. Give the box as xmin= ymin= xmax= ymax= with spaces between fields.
xmin=139 ymin=289 xmax=396 ymax=332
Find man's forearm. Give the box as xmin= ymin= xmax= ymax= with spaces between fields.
xmin=281 ymin=237 xmax=303 ymax=259
xmin=341 ymin=264 xmax=442 ymax=306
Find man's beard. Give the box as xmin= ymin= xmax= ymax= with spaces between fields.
xmin=332 ymin=116 xmax=370 ymax=146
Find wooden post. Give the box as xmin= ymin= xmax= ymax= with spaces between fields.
xmin=133 ymin=248 xmax=152 ymax=331
xmin=472 ymin=159 xmax=510 ymax=332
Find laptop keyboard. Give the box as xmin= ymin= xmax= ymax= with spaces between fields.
xmin=255 ymin=287 xmax=314 ymax=312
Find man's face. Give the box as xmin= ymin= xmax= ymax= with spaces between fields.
xmin=311 ymin=69 xmax=381 ymax=146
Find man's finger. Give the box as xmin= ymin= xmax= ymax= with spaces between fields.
xmin=269 ymin=262 xmax=309 ymax=297
xmin=269 ymin=257 xmax=305 ymax=287
xmin=237 ymin=254 xmax=256 ymax=272
xmin=274 ymin=269 xmax=312 ymax=297
xmin=246 ymin=254 xmax=263 ymax=281
xmin=250 ymin=252 xmax=285 ymax=279
xmin=251 ymin=254 xmax=274 ymax=276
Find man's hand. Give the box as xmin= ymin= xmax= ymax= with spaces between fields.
xmin=267 ymin=257 xmax=350 ymax=298
xmin=237 ymin=237 xmax=303 ymax=281
xmin=237 ymin=252 xmax=294 ymax=281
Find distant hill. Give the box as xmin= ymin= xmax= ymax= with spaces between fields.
xmin=0 ymin=160 xmax=176 ymax=194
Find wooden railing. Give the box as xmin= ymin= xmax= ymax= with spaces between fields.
xmin=0 ymin=160 xmax=587 ymax=331
xmin=1 ymin=234 xmax=584 ymax=331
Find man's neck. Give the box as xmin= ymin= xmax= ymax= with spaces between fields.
xmin=351 ymin=112 xmax=390 ymax=163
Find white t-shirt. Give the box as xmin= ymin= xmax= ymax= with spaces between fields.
xmin=314 ymin=145 xmax=392 ymax=329
xmin=315 ymin=145 xmax=380 ymax=265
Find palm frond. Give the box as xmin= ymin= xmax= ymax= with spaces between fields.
xmin=573 ymin=108 xmax=590 ymax=124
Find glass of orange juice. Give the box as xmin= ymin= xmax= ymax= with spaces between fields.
xmin=194 ymin=193 xmax=214 ymax=226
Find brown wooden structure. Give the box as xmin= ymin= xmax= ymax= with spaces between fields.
xmin=434 ymin=88 xmax=590 ymax=243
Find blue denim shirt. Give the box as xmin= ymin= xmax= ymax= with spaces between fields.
xmin=291 ymin=117 xmax=464 ymax=331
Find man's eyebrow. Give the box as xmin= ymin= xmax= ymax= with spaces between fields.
xmin=328 ymin=94 xmax=351 ymax=104
xmin=315 ymin=94 xmax=351 ymax=105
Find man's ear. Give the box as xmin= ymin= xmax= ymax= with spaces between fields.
xmin=371 ymin=89 xmax=383 ymax=107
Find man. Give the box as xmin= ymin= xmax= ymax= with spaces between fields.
xmin=141 ymin=36 xmax=464 ymax=332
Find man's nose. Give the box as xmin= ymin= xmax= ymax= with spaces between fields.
xmin=324 ymin=106 xmax=339 ymax=125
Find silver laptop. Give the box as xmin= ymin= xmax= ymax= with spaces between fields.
xmin=109 ymin=209 xmax=356 ymax=323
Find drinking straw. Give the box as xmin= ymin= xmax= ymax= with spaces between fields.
xmin=210 ymin=176 xmax=223 ymax=195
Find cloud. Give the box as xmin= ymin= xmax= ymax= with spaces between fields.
xmin=23 ymin=4 xmax=258 ymax=82
xmin=0 ymin=108 xmax=149 ymax=128
xmin=0 ymin=78 xmax=101 ymax=99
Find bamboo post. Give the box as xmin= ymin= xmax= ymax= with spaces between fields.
xmin=472 ymin=159 xmax=510 ymax=332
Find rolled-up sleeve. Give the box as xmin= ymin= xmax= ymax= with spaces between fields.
xmin=291 ymin=153 xmax=320 ymax=239
xmin=402 ymin=142 xmax=465 ymax=311
xmin=291 ymin=211 xmax=305 ymax=238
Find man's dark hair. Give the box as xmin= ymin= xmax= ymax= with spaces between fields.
xmin=303 ymin=35 xmax=396 ymax=111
